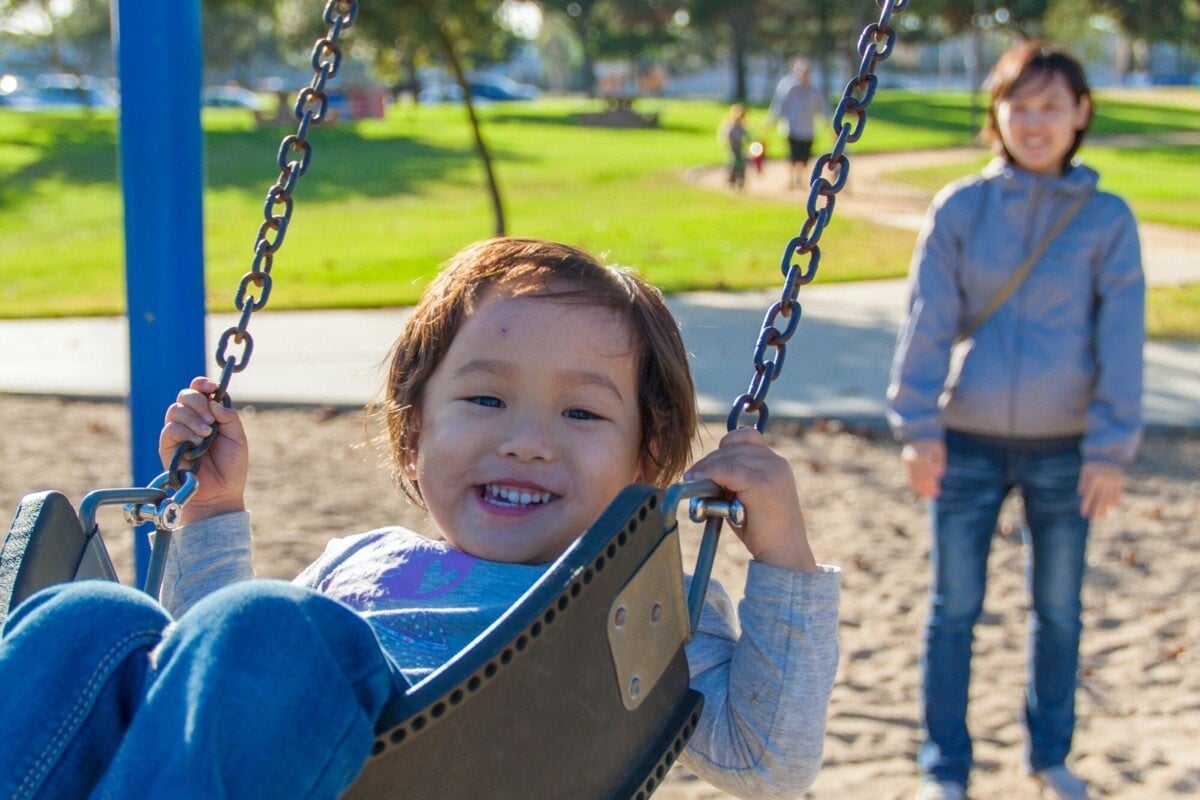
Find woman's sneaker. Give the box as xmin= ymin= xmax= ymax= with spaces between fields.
xmin=915 ymin=780 xmax=966 ymax=800
xmin=1036 ymin=765 xmax=1091 ymax=800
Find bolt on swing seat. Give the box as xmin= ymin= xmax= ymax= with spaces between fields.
xmin=1 ymin=479 xmax=191 ymax=627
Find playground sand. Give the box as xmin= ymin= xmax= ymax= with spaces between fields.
xmin=2 ymin=393 xmax=1197 ymax=799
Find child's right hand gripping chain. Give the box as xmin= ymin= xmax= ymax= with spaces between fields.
xmin=684 ymin=427 xmax=819 ymax=574
xmin=158 ymin=376 xmax=249 ymax=526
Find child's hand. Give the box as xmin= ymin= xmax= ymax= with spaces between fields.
xmin=684 ymin=427 xmax=818 ymax=573
xmin=158 ymin=376 xmax=248 ymax=524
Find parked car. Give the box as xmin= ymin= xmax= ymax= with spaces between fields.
xmin=203 ymin=85 xmax=263 ymax=110
xmin=0 ymin=73 xmax=118 ymax=110
xmin=0 ymin=74 xmax=36 ymax=109
xmin=29 ymin=73 xmax=118 ymax=109
xmin=469 ymin=75 xmax=539 ymax=101
xmin=418 ymin=74 xmax=539 ymax=104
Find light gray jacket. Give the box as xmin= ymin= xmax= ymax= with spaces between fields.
xmin=887 ymin=159 xmax=1144 ymax=466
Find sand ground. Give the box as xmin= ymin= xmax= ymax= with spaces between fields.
xmin=3 ymin=395 xmax=1196 ymax=799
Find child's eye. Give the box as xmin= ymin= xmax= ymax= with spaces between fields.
xmin=468 ymin=396 xmax=504 ymax=408
xmin=564 ymin=408 xmax=602 ymax=421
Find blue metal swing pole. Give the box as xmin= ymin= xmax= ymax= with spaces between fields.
xmin=111 ymin=1 xmax=207 ymax=585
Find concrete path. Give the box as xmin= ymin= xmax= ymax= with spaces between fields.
xmin=1 ymin=277 xmax=1197 ymax=429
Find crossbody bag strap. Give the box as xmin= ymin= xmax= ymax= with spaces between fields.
xmin=957 ymin=188 xmax=1093 ymax=343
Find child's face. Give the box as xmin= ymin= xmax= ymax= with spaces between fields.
xmin=995 ymin=71 xmax=1090 ymax=176
xmin=405 ymin=289 xmax=645 ymax=565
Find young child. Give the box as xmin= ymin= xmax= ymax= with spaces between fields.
xmin=886 ymin=41 xmax=1144 ymax=800
xmin=0 ymin=237 xmax=841 ymax=799
xmin=718 ymin=102 xmax=751 ymax=189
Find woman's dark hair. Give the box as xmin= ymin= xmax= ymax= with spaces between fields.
xmin=982 ymin=39 xmax=1093 ymax=170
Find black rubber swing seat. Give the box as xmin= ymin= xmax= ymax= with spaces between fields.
xmin=1 ymin=483 xmax=703 ymax=800
xmin=0 ymin=490 xmax=117 ymax=626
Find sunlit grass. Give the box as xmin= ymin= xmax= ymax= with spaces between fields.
xmin=1 ymin=90 xmax=1197 ymax=336
xmin=1148 ymin=282 xmax=1200 ymax=341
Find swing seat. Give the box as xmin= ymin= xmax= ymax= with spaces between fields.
xmin=1 ymin=491 xmax=117 ymax=626
xmin=2 ymin=483 xmax=705 ymax=799
xmin=345 ymin=483 xmax=702 ymax=799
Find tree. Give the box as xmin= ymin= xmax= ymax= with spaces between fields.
xmin=200 ymin=1 xmax=292 ymax=87
xmin=539 ymin=0 xmax=604 ymax=93
xmin=0 ymin=0 xmax=112 ymax=77
xmin=334 ymin=0 xmax=521 ymax=236
xmin=594 ymin=0 xmax=683 ymax=92
xmin=755 ymin=0 xmax=866 ymax=99
xmin=689 ymin=0 xmax=756 ymax=102
xmin=686 ymin=0 xmax=862 ymax=103
xmin=1094 ymin=0 xmax=1199 ymax=73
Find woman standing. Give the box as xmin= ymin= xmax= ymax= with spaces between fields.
xmin=887 ymin=40 xmax=1145 ymax=800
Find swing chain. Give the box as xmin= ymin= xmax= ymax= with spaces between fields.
xmin=163 ymin=0 xmax=358 ymax=491
xmin=728 ymin=0 xmax=908 ymax=433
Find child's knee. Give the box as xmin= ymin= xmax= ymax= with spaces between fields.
xmin=4 ymin=581 xmax=169 ymax=643
xmin=160 ymin=580 xmax=394 ymax=722
xmin=170 ymin=580 xmax=388 ymax=679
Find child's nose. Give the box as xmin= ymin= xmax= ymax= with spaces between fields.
xmin=499 ymin=416 xmax=556 ymax=462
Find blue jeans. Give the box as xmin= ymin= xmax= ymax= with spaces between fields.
xmin=0 ymin=580 xmax=403 ymax=799
xmin=918 ymin=431 xmax=1088 ymax=787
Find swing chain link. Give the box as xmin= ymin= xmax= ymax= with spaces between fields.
xmin=728 ymin=0 xmax=907 ymax=433
xmin=164 ymin=0 xmax=358 ymax=490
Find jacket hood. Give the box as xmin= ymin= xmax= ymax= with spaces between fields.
xmin=982 ymin=157 xmax=1099 ymax=198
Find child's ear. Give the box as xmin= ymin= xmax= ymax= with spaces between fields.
xmin=1074 ymin=94 xmax=1093 ymax=131
xmin=401 ymin=426 xmax=421 ymax=481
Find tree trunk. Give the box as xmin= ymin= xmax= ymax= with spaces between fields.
xmin=728 ymin=9 xmax=753 ymax=103
xmin=427 ymin=12 xmax=507 ymax=237
xmin=814 ymin=1 xmax=835 ymax=99
xmin=571 ymin=15 xmax=597 ymax=96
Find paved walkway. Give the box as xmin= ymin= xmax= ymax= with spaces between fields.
xmin=1 ymin=277 xmax=1197 ymax=429
xmin=2 ymin=149 xmax=1198 ymax=429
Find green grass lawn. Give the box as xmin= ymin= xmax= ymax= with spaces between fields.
xmin=1 ymin=89 xmax=1198 ymax=338
xmin=887 ymin=145 xmax=1200 ymax=230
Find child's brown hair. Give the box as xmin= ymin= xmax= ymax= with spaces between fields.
xmin=982 ymin=39 xmax=1093 ymax=170
xmin=378 ymin=237 xmax=698 ymax=505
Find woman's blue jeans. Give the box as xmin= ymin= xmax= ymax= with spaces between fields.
xmin=918 ymin=431 xmax=1088 ymax=787
xmin=0 ymin=579 xmax=402 ymax=800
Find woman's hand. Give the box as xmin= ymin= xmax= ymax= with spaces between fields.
xmin=901 ymin=439 xmax=946 ymax=499
xmin=1078 ymin=461 xmax=1124 ymax=520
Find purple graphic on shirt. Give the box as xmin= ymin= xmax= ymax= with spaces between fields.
xmin=375 ymin=548 xmax=477 ymax=600
xmin=316 ymin=540 xmax=488 ymax=663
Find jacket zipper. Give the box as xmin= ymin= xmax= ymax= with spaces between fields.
xmin=1009 ymin=181 xmax=1046 ymax=435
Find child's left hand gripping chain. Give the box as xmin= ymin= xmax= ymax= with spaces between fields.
xmin=684 ymin=427 xmax=819 ymax=573
xmin=158 ymin=376 xmax=249 ymax=525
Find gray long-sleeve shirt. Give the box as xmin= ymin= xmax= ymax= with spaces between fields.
xmin=160 ymin=512 xmax=841 ymax=799
xmin=767 ymin=76 xmax=829 ymax=140
xmin=887 ymin=159 xmax=1145 ymax=466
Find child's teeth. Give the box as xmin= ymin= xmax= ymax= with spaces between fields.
xmin=487 ymin=485 xmax=551 ymax=506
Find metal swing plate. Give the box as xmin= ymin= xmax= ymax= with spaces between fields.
xmin=606 ymin=529 xmax=690 ymax=711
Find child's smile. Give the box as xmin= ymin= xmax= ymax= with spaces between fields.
xmin=406 ymin=288 xmax=645 ymax=565
xmin=481 ymin=483 xmax=555 ymax=510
